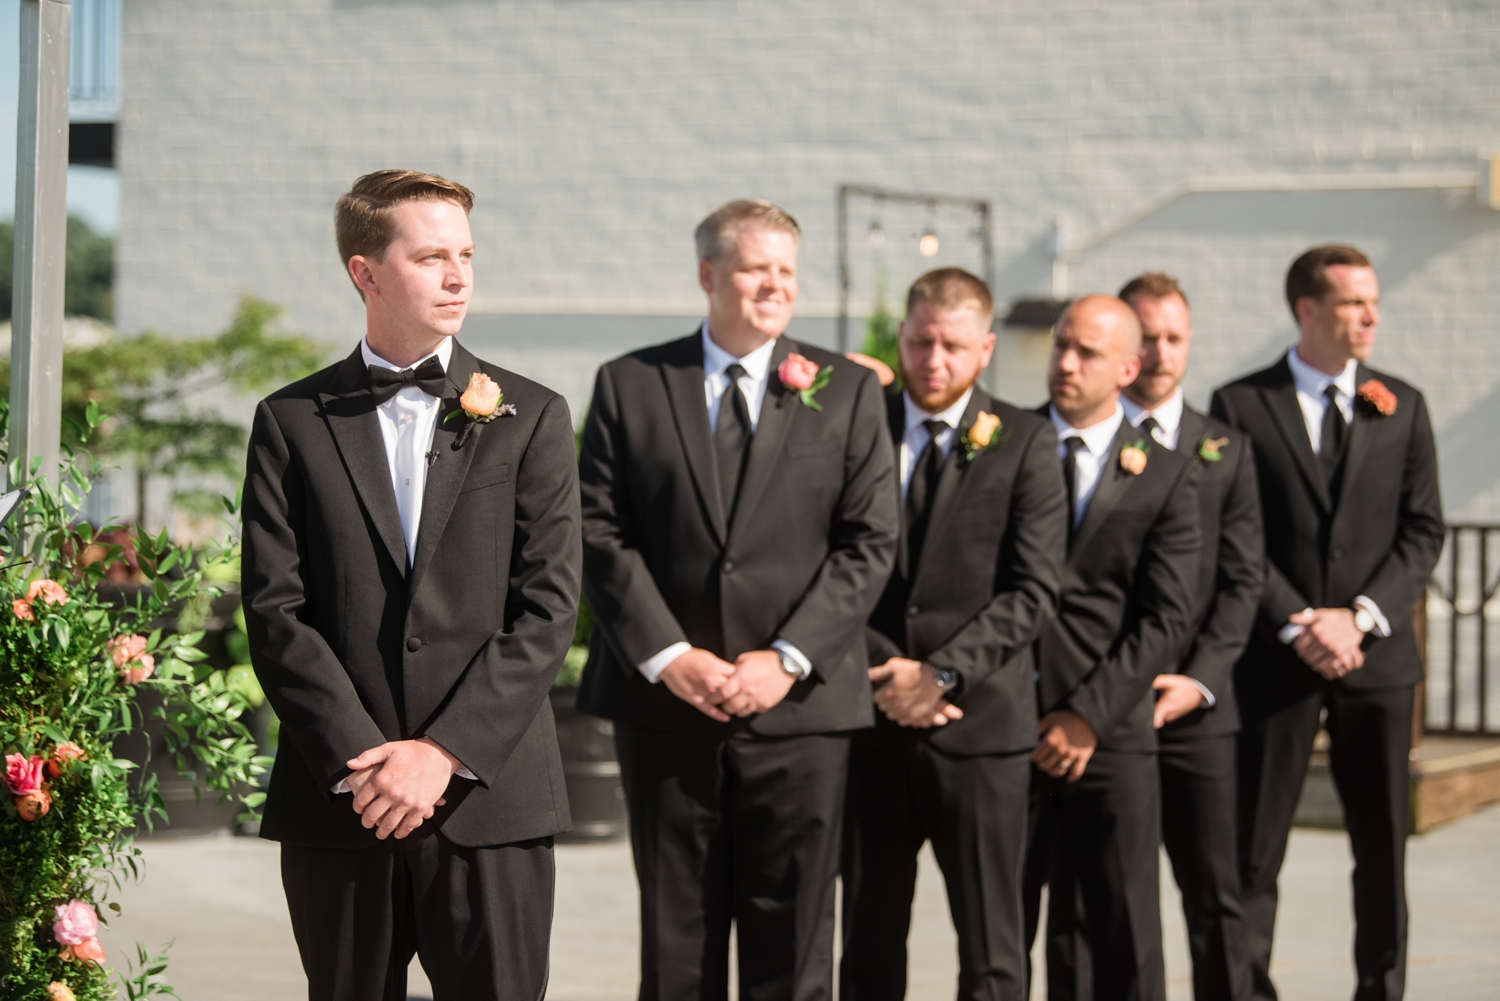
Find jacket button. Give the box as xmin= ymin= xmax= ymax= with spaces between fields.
xmin=1330 ymin=548 xmax=1343 ymax=562
xmin=723 ymin=559 xmax=735 ymax=573
xmin=907 ymin=605 xmax=920 ymax=617
xmin=407 ymin=637 xmax=422 ymax=652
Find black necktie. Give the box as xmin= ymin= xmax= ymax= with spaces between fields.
xmin=716 ymin=363 xmax=753 ymax=520
xmin=1061 ymin=436 xmax=1086 ymax=535
xmin=1139 ymin=415 xmax=1162 ymax=445
xmin=1319 ymin=384 xmax=1346 ymax=486
xmin=368 ymin=355 xmax=449 ymax=406
xmin=905 ymin=420 xmax=948 ymax=570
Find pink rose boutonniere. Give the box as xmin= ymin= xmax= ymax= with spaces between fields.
xmin=1119 ymin=439 xmax=1150 ymax=475
xmin=52 ymin=900 xmax=106 ymax=964
xmin=446 ymin=372 xmax=517 ymax=447
xmin=778 ymin=353 xmax=833 ymax=411
xmin=1358 ymin=379 xmax=1397 ymax=417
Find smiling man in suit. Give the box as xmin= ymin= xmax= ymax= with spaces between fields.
xmin=576 ymin=200 xmax=899 ymax=1001
xmin=1211 ymin=246 xmax=1444 ymax=1001
xmin=839 ymin=269 xmax=1068 ymax=1001
xmin=242 ymin=170 xmax=581 ymax=1000
xmin=1022 ymin=294 xmax=1201 ymax=1001
xmin=1119 ymin=272 xmax=1264 ymax=1001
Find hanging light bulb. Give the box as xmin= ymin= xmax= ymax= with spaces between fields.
xmin=919 ymin=232 xmax=940 ymax=257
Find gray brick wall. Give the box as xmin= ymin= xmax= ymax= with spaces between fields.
xmin=116 ymin=0 xmax=1500 ymax=517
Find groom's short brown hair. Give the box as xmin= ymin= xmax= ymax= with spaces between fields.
xmin=336 ymin=169 xmax=475 ymax=282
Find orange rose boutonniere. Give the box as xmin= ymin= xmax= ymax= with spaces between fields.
xmin=1119 ymin=439 xmax=1150 ymax=475
xmin=445 ymin=372 xmax=518 ymax=447
xmin=1357 ymin=379 xmax=1397 ymax=417
xmin=961 ymin=411 xmax=1007 ymax=462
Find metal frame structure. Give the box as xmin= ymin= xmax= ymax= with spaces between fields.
xmin=1426 ymin=524 xmax=1500 ymax=735
xmin=835 ymin=183 xmax=993 ymax=353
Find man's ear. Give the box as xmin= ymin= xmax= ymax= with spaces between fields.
xmin=349 ymin=255 xmax=379 ymax=299
xmin=1118 ymin=353 xmax=1142 ymax=388
xmin=698 ymin=258 xmax=715 ymax=295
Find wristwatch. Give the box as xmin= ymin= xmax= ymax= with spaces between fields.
xmin=776 ymin=648 xmax=802 ymax=677
xmin=933 ymin=667 xmax=959 ymax=691
xmin=1353 ymin=607 xmax=1377 ymax=634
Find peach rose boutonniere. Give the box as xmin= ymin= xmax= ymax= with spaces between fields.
xmin=1357 ymin=379 xmax=1397 ymax=417
xmin=961 ymin=411 xmax=1008 ymax=462
xmin=1119 ymin=439 xmax=1150 ymax=475
xmin=1197 ymin=435 xmax=1228 ymax=463
xmin=446 ymin=372 xmax=518 ymax=447
xmin=778 ymin=353 xmax=833 ymax=411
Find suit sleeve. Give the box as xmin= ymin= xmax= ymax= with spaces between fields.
xmin=1353 ymin=390 xmax=1445 ymax=626
xmin=423 ymin=394 xmax=582 ymax=785
xmin=1180 ymin=438 xmax=1263 ymax=695
xmin=241 ymin=401 xmax=388 ymax=796
xmin=775 ymin=367 xmax=901 ymax=678
xmin=927 ymin=421 xmax=1067 ymax=692
xmin=1066 ymin=458 xmax=1201 ymax=740
xmin=865 ymin=624 xmax=903 ymax=666
xmin=578 ymin=363 xmax=692 ymax=672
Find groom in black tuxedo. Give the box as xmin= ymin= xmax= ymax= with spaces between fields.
xmin=576 ymin=200 xmax=899 ymax=1000
xmin=242 ymin=170 xmax=580 ymax=1001
xmin=1022 ymin=295 xmax=1201 ymax=1001
xmin=1211 ymin=246 xmax=1444 ymax=1001
xmin=840 ymin=269 xmax=1068 ymax=1001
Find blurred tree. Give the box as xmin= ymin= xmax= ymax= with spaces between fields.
xmin=860 ymin=278 xmax=902 ymax=390
xmin=0 ymin=215 xmax=116 ymax=322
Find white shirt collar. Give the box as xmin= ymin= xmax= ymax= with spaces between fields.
xmin=903 ymin=386 xmax=974 ymax=434
xmin=1050 ymin=401 xmax=1125 ymax=455
xmin=1122 ymin=388 xmax=1184 ymax=437
xmin=1286 ymin=346 xmax=1357 ymax=401
xmin=701 ymin=321 xmax=777 ymax=382
xmin=360 ymin=335 xmax=454 ymax=374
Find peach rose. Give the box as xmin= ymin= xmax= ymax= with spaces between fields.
xmin=47 ymin=983 xmax=77 ymax=1001
xmin=1358 ymin=379 xmax=1397 ymax=417
xmin=5 ymin=753 xmax=45 ymax=796
xmin=46 ymin=742 xmax=85 ymax=779
xmin=107 ymin=634 xmax=149 ymax=668
xmin=459 ymin=372 xmax=502 ymax=418
xmin=778 ymin=353 xmax=822 ymax=392
xmin=968 ymin=411 xmax=1002 ymax=449
xmin=119 ymin=655 xmax=155 ymax=686
xmin=1119 ymin=445 xmax=1148 ymax=475
xmin=59 ymin=937 xmax=105 ymax=965
xmin=16 ymin=786 xmax=51 ymax=821
xmin=26 ymin=579 xmax=68 ymax=607
xmin=52 ymin=900 xmax=99 ymax=947
xmin=11 ymin=600 xmax=33 ymax=622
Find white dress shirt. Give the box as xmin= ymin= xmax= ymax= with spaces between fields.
xmin=335 ymin=336 xmax=475 ymax=792
xmin=1050 ymin=403 xmax=1126 ymax=529
xmin=635 ymin=323 xmax=813 ymax=685
xmin=1122 ymin=388 xmax=1184 ymax=451
xmin=1279 ymin=348 xmax=1390 ymax=643
xmin=899 ymin=387 xmax=975 ymax=501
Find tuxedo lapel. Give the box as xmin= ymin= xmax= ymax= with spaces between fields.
xmin=727 ymin=337 xmax=798 ymax=544
xmin=408 ymin=340 xmax=483 ymax=593
xmin=1336 ymin=364 xmax=1378 ymax=511
xmin=1260 ymin=358 xmax=1330 ymax=511
xmin=660 ymin=334 xmax=727 ymax=545
xmin=886 ymin=392 xmax=911 ymax=582
xmin=909 ymin=392 xmax=985 ymax=587
xmin=1176 ymin=406 xmax=1209 ymax=457
xmin=1069 ymin=420 xmax=1136 ymax=558
xmin=318 ymin=348 xmax=409 ymax=578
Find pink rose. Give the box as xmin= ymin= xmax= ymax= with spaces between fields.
xmin=16 ymin=786 xmax=51 ymax=821
xmin=59 ymin=937 xmax=105 ymax=965
xmin=107 ymin=634 xmax=148 ymax=668
xmin=47 ymin=983 xmax=77 ymax=1001
xmin=26 ymin=579 xmax=68 ymax=607
xmin=119 ymin=655 xmax=155 ymax=686
xmin=1119 ymin=446 xmax=1148 ymax=476
xmin=5 ymin=753 xmax=45 ymax=796
xmin=11 ymin=600 xmax=32 ymax=622
xmin=778 ymin=353 xmax=821 ymax=392
xmin=459 ymin=372 xmax=502 ymax=418
xmin=52 ymin=900 xmax=99 ymax=947
xmin=46 ymin=742 xmax=85 ymax=779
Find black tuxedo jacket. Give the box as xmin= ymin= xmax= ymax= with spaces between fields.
xmin=1210 ymin=357 xmax=1444 ymax=695
xmin=1033 ymin=408 xmax=1202 ymax=752
xmin=866 ymin=390 xmax=1068 ymax=755
xmin=1157 ymin=405 xmax=1264 ymax=742
xmin=242 ymin=341 xmax=581 ymax=849
xmin=575 ymin=332 xmax=899 ymax=735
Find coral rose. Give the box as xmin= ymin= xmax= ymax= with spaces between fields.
xmin=459 ymin=372 xmax=502 ymax=418
xmin=119 ymin=655 xmax=155 ymax=686
xmin=52 ymin=900 xmax=99 ymax=946
xmin=1119 ymin=445 xmax=1148 ymax=475
xmin=16 ymin=786 xmax=51 ymax=821
xmin=5 ymin=753 xmax=45 ymax=796
xmin=968 ymin=411 xmax=1002 ymax=449
xmin=107 ymin=633 xmax=149 ymax=668
xmin=777 ymin=353 xmax=821 ymax=392
xmin=12 ymin=599 xmax=33 ymax=621
xmin=46 ymin=742 xmax=85 ymax=779
xmin=47 ymin=983 xmax=77 ymax=1001
xmin=1358 ymin=379 xmax=1398 ymax=417
xmin=26 ymin=579 xmax=68 ymax=607
xmin=59 ymin=937 xmax=106 ymax=964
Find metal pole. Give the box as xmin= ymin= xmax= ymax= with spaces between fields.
xmin=836 ymin=185 xmax=849 ymax=353
xmin=10 ymin=0 xmax=71 ymax=488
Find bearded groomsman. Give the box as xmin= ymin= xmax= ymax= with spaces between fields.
xmin=1211 ymin=246 xmax=1444 ymax=1001
xmin=576 ymin=200 xmax=899 ymax=1001
xmin=840 ymin=269 xmax=1068 ymax=1001
xmin=1118 ymin=273 xmax=1263 ymax=1001
xmin=1022 ymin=295 xmax=1201 ymax=1001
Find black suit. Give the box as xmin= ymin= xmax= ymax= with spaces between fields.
xmin=242 ymin=341 xmax=581 ymax=1000
xmin=841 ymin=390 xmax=1067 ymax=1001
xmin=1023 ymin=408 xmax=1202 ymax=1001
xmin=576 ymin=332 xmax=899 ymax=1000
xmin=1211 ymin=358 xmax=1444 ymax=1001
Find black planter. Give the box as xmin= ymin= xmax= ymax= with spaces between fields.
xmin=114 ymin=688 xmax=245 ymax=839
xmin=549 ymin=688 xmax=627 ymax=842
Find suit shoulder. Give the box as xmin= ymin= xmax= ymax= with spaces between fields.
xmin=603 ymin=332 xmax=700 ymax=372
xmin=261 ymin=359 xmax=345 ymax=405
xmin=1216 ymin=359 xmax=1287 ymax=396
xmin=473 ymin=359 xmax=563 ymax=410
xmin=1358 ymin=366 xmax=1422 ymax=401
xmin=983 ymin=397 xmax=1053 ymax=441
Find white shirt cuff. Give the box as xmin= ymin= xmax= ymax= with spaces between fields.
xmin=1185 ymin=677 xmax=1216 ymax=709
xmin=770 ymin=639 xmax=813 ymax=680
xmin=1279 ymin=608 xmax=1314 ymax=645
xmin=1353 ymin=595 xmax=1392 ymax=638
xmin=638 ymin=642 xmax=692 ymax=683
xmin=332 ymin=767 xmax=477 ymax=794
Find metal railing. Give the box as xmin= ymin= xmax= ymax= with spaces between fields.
xmin=1424 ymin=524 xmax=1500 ymax=734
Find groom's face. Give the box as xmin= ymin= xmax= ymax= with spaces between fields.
xmin=355 ymin=198 xmax=474 ymax=339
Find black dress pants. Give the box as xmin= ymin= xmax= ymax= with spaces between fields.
xmin=1237 ymin=681 xmax=1413 ymax=1001
xmin=840 ymin=726 xmax=1031 ymax=1001
xmin=614 ymin=721 xmax=850 ymax=1001
xmin=1159 ymin=735 xmax=1250 ymax=1001
xmin=1023 ymin=750 xmax=1165 ymax=1001
xmin=280 ymin=832 xmax=555 ymax=1001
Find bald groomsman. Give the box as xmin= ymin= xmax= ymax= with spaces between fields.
xmin=1024 ymin=295 xmax=1201 ymax=1001
xmin=1212 ymin=247 xmax=1443 ymax=1001
xmin=1120 ymin=273 xmax=1263 ymax=1001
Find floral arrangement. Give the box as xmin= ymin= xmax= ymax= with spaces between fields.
xmin=0 ymin=405 xmax=268 ymax=1000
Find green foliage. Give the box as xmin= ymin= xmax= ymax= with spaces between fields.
xmin=0 ymin=216 xmax=115 ymax=324
xmin=860 ymin=286 xmax=902 ymax=390
xmin=0 ymin=413 xmax=267 ymax=999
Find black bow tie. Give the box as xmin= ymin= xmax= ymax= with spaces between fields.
xmin=367 ymin=356 xmax=449 ymax=406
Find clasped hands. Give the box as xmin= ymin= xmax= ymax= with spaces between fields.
xmin=1289 ymin=607 xmax=1366 ymax=680
xmin=343 ymin=736 xmax=463 ymax=841
xmin=868 ymin=657 xmax=963 ymax=728
xmin=659 ymin=647 xmax=798 ymax=722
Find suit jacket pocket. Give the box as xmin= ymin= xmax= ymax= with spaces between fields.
xmin=460 ymin=462 xmax=510 ymax=493
xmin=786 ymin=438 xmax=841 ymax=460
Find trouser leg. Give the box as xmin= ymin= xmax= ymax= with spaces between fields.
xmin=1326 ymin=685 xmax=1413 ymax=1001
